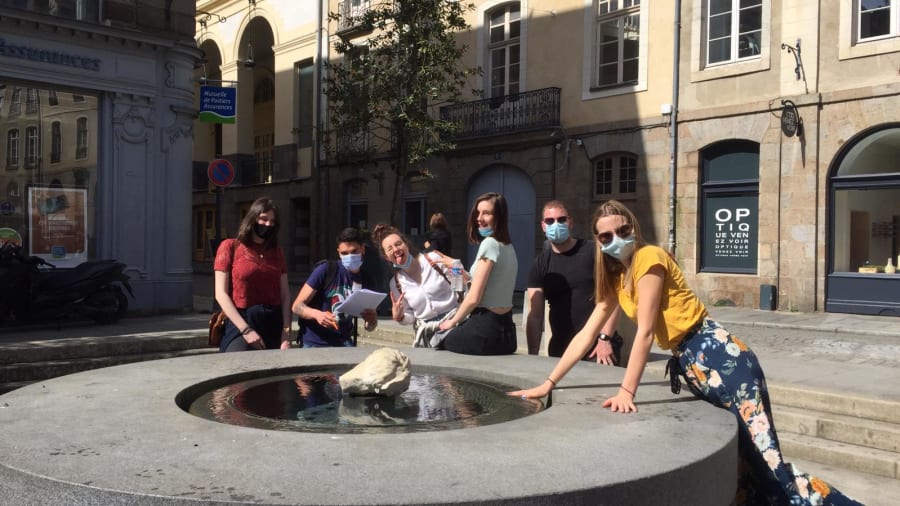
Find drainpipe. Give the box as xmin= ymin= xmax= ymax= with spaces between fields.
xmin=315 ymin=0 xmax=327 ymax=261
xmin=668 ymin=0 xmax=682 ymax=255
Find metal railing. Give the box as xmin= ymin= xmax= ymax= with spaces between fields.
xmin=439 ymin=87 xmax=561 ymax=140
xmin=336 ymin=0 xmax=373 ymax=33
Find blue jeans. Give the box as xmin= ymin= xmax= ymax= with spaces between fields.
xmin=303 ymin=338 xmax=354 ymax=348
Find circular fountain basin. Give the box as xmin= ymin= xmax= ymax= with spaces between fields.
xmin=183 ymin=370 xmax=543 ymax=434
xmin=0 ymin=348 xmax=737 ymax=505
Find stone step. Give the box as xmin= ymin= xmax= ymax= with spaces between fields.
xmin=768 ymin=383 xmax=899 ymax=425
xmin=0 ymin=332 xmax=208 ymax=365
xmin=774 ymin=405 xmax=900 ymax=454
xmin=786 ymin=457 xmax=900 ymax=506
xmin=779 ymin=432 xmax=900 ymax=480
xmin=0 ymin=348 xmax=217 ymax=386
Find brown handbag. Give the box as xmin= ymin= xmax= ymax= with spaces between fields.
xmin=208 ymin=310 xmax=228 ymax=347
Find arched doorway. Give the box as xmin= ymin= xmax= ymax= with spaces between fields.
xmin=827 ymin=124 xmax=900 ymax=316
xmin=467 ymin=164 xmax=536 ymax=291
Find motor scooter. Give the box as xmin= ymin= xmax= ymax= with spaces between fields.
xmin=0 ymin=243 xmax=133 ymax=325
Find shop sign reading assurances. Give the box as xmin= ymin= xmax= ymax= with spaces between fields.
xmin=0 ymin=37 xmax=101 ymax=72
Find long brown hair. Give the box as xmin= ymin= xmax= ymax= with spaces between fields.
xmin=371 ymin=223 xmax=420 ymax=265
xmin=236 ymin=197 xmax=280 ymax=249
xmin=592 ymin=200 xmax=646 ymax=302
xmin=467 ymin=192 xmax=511 ymax=244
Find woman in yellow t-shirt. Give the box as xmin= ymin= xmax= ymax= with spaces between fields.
xmin=512 ymin=200 xmax=860 ymax=506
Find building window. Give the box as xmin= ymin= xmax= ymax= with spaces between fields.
xmin=699 ymin=140 xmax=760 ymax=273
xmin=6 ymin=129 xmax=19 ymax=168
xmin=192 ymin=206 xmax=217 ymax=261
xmin=49 ymin=90 xmax=59 ymax=106
xmin=346 ymin=178 xmax=368 ymax=230
xmin=295 ymin=59 xmax=315 ymax=149
xmin=25 ymin=126 xmax=38 ymax=168
xmin=594 ymin=0 xmax=641 ymax=87
xmin=51 ymin=121 xmax=62 ymax=163
xmin=254 ymin=133 xmax=273 ymax=184
xmin=25 ymin=88 xmax=38 ymax=114
xmin=7 ymin=180 xmax=19 ymax=198
xmin=76 ymin=117 xmax=88 ymax=159
xmin=857 ymin=0 xmax=899 ymax=41
xmin=402 ymin=172 xmax=430 ymax=239
xmin=10 ymin=87 xmax=21 ymax=115
xmin=73 ymin=94 xmax=85 ymax=103
xmin=593 ymin=153 xmax=638 ymax=198
xmin=487 ymin=3 xmax=521 ymax=98
xmin=254 ymin=77 xmax=275 ymax=104
xmin=706 ymin=0 xmax=762 ymax=66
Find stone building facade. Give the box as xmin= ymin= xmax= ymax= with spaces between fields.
xmin=0 ymin=1 xmax=200 ymax=314
xmin=193 ymin=1 xmax=900 ymax=316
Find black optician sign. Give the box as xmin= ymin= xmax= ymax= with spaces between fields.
xmin=781 ymin=100 xmax=801 ymax=137
xmin=0 ymin=37 xmax=101 ymax=72
xmin=702 ymin=195 xmax=758 ymax=273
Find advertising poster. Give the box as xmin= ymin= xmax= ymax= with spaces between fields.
xmin=701 ymin=194 xmax=758 ymax=273
xmin=28 ymin=186 xmax=88 ymax=267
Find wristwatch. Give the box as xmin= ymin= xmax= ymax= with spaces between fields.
xmin=598 ymin=333 xmax=611 ymax=342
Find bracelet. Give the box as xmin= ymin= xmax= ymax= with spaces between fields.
xmin=598 ymin=332 xmax=610 ymax=342
xmin=620 ymin=385 xmax=635 ymax=397
xmin=241 ymin=327 xmax=253 ymax=336
xmin=546 ymin=377 xmax=558 ymax=387
xmin=282 ymin=327 xmax=292 ymax=333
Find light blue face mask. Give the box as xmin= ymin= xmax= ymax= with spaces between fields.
xmin=341 ymin=253 xmax=363 ymax=272
xmin=545 ymin=222 xmax=570 ymax=244
xmin=478 ymin=227 xmax=493 ymax=238
xmin=393 ymin=253 xmax=413 ymax=270
xmin=600 ymin=234 xmax=636 ymax=261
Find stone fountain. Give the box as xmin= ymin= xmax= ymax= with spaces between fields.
xmin=0 ymin=348 xmax=736 ymax=504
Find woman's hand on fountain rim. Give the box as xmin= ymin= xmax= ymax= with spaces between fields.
xmin=508 ymin=383 xmax=551 ymax=399
xmin=602 ymin=391 xmax=637 ymax=413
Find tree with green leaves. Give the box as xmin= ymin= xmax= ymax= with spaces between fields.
xmin=326 ymin=0 xmax=480 ymax=225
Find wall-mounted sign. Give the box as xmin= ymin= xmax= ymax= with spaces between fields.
xmin=781 ymin=100 xmax=801 ymax=138
xmin=199 ymin=85 xmax=236 ymax=124
xmin=0 ymin=37 xmax=101 ymax=71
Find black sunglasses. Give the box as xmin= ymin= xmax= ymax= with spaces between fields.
xmin=594 ymin=223 xmax=633 ymax=244
xmin=542 ymin=216 xmax=568 ymax=225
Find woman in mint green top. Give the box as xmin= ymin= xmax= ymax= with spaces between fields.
xmin=438 ymin=192 xmax=518 ymax=355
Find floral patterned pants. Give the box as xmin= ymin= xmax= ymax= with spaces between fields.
xmin=675 ymin=318 xmax=863 ymax=506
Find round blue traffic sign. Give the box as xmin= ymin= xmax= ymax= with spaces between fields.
xmin=208 ymin=158 xmax=235 ymax=187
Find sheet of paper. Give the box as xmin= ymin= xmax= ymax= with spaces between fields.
xmin=334 ymin=289 xmax=387 ymax=317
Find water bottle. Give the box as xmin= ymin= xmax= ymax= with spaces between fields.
xmin=450 ymin=260 xmax=465 ymax=293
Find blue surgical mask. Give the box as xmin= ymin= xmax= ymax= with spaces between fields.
xmin=478 ymin=227 xmax=493 ymax=238
xmin=600 ymin=234 xmax=636 ymax=261
xmin=341 ymin=253 xmax=363 ymax=272
xmin=393 ymin=253 xmax=413 ymax=270
xmin=545 ymin=222 xmax=570 ymax=244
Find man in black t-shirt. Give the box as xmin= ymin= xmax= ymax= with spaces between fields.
xmin=526 ymin=200 xmax=621 ymax=363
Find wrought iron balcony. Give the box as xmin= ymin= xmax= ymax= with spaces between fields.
xmin=336 ymin=0 xmax=373 ymax=36
xmin=439 ymin=87 xmax=561 ymax=141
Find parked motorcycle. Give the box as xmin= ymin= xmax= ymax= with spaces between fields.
xmin=0 ymin=243 xmax=133 ymax=325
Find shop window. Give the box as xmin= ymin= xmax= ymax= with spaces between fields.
xmin=699 ymin=140 xmax=760 ymax=273
xmin=193 ymin=206 xmax=217 ymax=261
xmin=592 ymin=153 xmax=638 ymax=199
xmin=6 ymin=129 xmax=19 ymax=168
xmin=830 ymin=126 xmax=900 ymax=273
xmin=0 ymin=81 xmax=98 ymax=267
xmin=51 ymin=122 xmax=61 ymax=163
xmin=487 ymin=3 xmax=521 ymax=98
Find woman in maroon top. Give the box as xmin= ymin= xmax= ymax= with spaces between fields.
xmin=214 ymin=197 xmax=293 ymax=352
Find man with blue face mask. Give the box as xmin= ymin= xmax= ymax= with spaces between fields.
xmin=526 ymin=201 xmax=622 ymax=364
xmin=292 ymin=227 xmax=378 ymax=347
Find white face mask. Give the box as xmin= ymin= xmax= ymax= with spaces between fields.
xmin=600 ymin=234 xmax=636 ymax=261
xmin=341 ymin=253 xmax=363 ymax=272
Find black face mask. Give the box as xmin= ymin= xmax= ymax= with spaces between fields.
xmin=253 ymin=223 xmax=275 ymax=239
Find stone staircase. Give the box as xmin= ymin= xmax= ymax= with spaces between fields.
xmin=769 ymin=384 xmax=900 ymax=481
xmin=0 ymin=321 xmax=215 ymax=395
